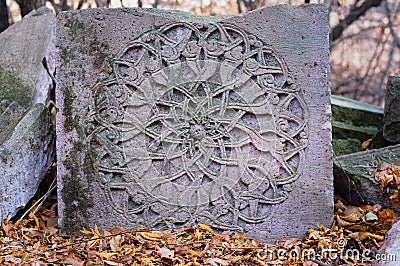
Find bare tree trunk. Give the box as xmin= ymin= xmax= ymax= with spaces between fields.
xmin=237 ymin=0 xmax=243 ymax=13
xmin=95 ymin=0 xmax=110 ymax=7
xmin=61 ymin=0 xmax=69 ymax=10
xmin=0 ymin=0 xmax=9 ymax=33
xmin=331 ymin=0 xmax=384 ymax=43
xmin=237 ymin=0 xmax=265 ymax=12
xmin=77 ymin=0 xmax=85 ymax=9
xmin=15 ymin=0 xmax=46 ymax=17
xmin=152 ymin=0 xmax=160 ymax=8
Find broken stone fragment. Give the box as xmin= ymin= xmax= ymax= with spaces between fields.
xmin=0 ymin=7 xmax=56 ymax=220
xmin=0 ymin=100 xmax=25 ymax=145
xmin=0 ymin=104 xmax=55 ymax=219
xmin=334 ymin=144 xmax=400 ymax=211
xmin=0 ymin=7 xmax=56 ymax=106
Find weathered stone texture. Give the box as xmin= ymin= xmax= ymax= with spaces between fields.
xmin=331 ymin=94 xmax=383 ymax=155
xmin=0 ymin=100 xmax=25 ymax=145
xmin=0 ymin=7 xmax=56 ymax=219
xmin=56 ymin=5 xmax=333 ymax=242
xmin=372 ymin=219 xmax=400 ymax=266
xmin=334 ymin=144 xmax=400 ymax=210
xmin=0 ymin=7 xmax=56 ymax=106
xmin=0 ymin=104 xmax=55 ymax=219
xmin=384 ymin=75 xmax=400 ymax=143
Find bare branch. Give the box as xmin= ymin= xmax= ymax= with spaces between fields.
xmin=0 ymin=0 xmax=9 ymax=33
xmin=330 ymin=23 xmax=400 ymax=49
xmin=61 ymin=0 xmax=69 ymax=11
xmin=77 ymin=0 xmax=85 ymax=10
xmin=95 ymin=0 xmax=110 ymax=8
xmin=331 ymin=0 xmax=384 ymax=43
xmin=377 ymin=0 xmax=399 ymax=94
xmin=15 ymin=0 xmax=46 ymax=17
xmin=152 ymin=0 xmax=160 ymax=8
xmin=237 ymin=0 xmax=243 ymax=13
xmin=356 ymin=28 xmax=386 ymax=99
xmin=384 ymin=0 xmax=400 ymax=50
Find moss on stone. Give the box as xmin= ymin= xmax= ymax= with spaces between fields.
xmin=0 ymin=64 xmax=32 ymax=108
xmin=60 ymin=47 xmax=73 ymax=65
xmin=332 ymin=138 xmax=362 ymax=156
xmin=62 ymin=86 xmax=77 ymax=132
xmin=331 ymin=104 xmax=383 ymax=128
xmin=369 ymin=129 xmax=396 ymax=149
xmin=331 ymin=95 xmax=384 ymax=142
xmin=61 ymin=131 xmax=97 ymax=235
xmin=90 ymin=40 xmax=110 ymax=69
xmin=332 ymin=121 xmax=379 ymax=141
xmin=61 ymin=169 xmax=91 ymax=233
xmin=64 ymin=16 xmax=85 ymax=41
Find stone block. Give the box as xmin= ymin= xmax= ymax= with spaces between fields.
xmin=334 ymin=144 xmax=400 ymax=210
xmin=0 ymin=7 xmax=56 ymax=219
xmin=384 ymin=75 xmax=400 ymax=143
xmin=0 ymin=104 xmax=55 ymax=219
xmin=331 ymin=95 xmax=383 ymax=141
xmin=0 ymin=7 xmax=56 ymax=106
xmin=0 ymin=100 xmax=25 ymax=145
xmin=56 ymin=5 xmax=333 ymax=242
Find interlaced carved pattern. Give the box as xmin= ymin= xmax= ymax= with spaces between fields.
xmin=86 ymin=22 xmax=309 ymax=231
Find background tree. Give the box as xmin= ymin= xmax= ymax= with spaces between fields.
xmin=2 ymin=0 xmax=399 ymax=106
xmin=0 ymin=0 xmax=8 ymax=32
xmin=15 ymin=0 xmax=47 ymax=17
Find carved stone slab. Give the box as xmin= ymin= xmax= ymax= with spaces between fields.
xmin=56 ymin=5 xmax=333 ymax=242
xmin=384 ymin=75 xmax=400 ymax=143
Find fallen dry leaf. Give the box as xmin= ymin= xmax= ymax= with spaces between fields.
xmin=157 ymin=247 xmax=174 ymax=259
xmin=109 ymin=235 xmax=122 ymax=251
xmin=63 ymin=257 xmax=84 ymax=266
xmin=205 ymin=257 xmax=230 ymax=266
xmin=378 ymin=208 xmax=395 ymax=223
xmin=103 ymin=260 xmax=123 ymax=266
xmin=361 ymin=138 xmax=372 ymax=150
xmin=0 ymin=183 xmax=396 ymax=266
xmin=365 ymin=211 xmax=378 ymax=222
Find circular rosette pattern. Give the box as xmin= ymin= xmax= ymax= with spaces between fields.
xmin=87 ymin=22 xmax=309 ymax=231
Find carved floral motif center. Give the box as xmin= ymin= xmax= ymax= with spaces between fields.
xmin=87 ymin=22 xmax=309 ymax=231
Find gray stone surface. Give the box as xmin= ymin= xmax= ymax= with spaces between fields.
xmin=0 ymin=100 xmax=25 ymax=145
xmin=0 ymin=7 xmax=56 ymax=219
xmin=56 ymin=5 xmax=333 ymax=242
xmin=372 ymin=219 xmax=400 ymax=266
xmin=0 ymin=7 xmax=56 ymax=106
xmin=334 ymin=144 xmax=400 ymax=210
xmin=0 ymin=104 xmax=55 ymax=219
xmin=384 ymin=75 xmax=400 ymax=143
xmin=331 ymin=95 xmax=383 ymax=154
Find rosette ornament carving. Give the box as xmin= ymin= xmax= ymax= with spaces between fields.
xmin=86 ymin=22 xmax=309 ymax=231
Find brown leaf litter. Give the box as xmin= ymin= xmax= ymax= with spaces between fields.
xmin=0 ymin=197 xmax=396 ymax=266
xmin=1 ymin=164 xmax=399 ymax=265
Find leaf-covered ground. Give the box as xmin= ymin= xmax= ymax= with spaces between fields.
xmin=1 ymin=164 xmax=399 ymax=266
xmin=1 ymin=200 xmax=395 ymax=265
